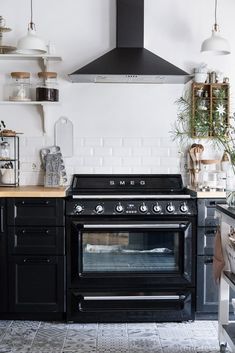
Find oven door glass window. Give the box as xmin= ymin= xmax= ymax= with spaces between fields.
xmin=79 ymin=222 xmax=191 ymax=274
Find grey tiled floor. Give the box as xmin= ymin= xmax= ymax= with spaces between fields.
xmin=0 ymin=320 xmax=228 ymax=353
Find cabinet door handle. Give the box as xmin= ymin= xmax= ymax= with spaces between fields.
xmin=23 ymin=258 xmax=51 ymax=263
xmin=0 ymin=206 xmax=4 ymax=233
xmin=20 ymin=229 xmax=50 ymax=235
xmin=19 ymin=200 xmax=51 ymax=206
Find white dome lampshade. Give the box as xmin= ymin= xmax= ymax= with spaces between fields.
xmin=201 ymin=0 xmax=231 ymax=55
xmin=16 ymin=0 xmax=47 ymax=55
xmin=17 ymin=25 xmax=47 ymax=54
xmin=201 ymin=24 xmax=230 ymax=55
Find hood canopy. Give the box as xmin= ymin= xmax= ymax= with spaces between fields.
xmin=69 ymin=0 xmax=191 ymax=84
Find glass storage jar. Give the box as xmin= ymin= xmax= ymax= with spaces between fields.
xmin=9 ymin=72 xmax=31 ymax=101
xmin=0 ymin=141 xmax=10 ymax=159
xmin=36 ymin=71 xmax=59 ymax=102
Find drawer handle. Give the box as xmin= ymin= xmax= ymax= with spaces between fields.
xmin=20 ymin=229 xmax=50 ymax=235
xmin=23 ymin=258 xmax=51 ymax=263
xmin=20 ymin=200 xmax=50 ymax=206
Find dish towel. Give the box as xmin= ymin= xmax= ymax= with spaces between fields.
xmin=213 ymin=225 xmax=225 ymax=284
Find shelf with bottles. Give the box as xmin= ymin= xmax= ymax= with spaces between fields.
xmin=191 ymin=83 xmax=229 ymax=138
xmin=0 ymin=135 xmax=19 ymax=187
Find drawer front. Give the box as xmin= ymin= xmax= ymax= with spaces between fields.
xmin=197 ymin=199 xmax=225 ymax=227
xmin=7 ymin=198 xmax=65 ymax=226
xmin=8 ymin=227 xmax=65 ymax=255
xmin=9 ymin=255 xmax=65 ymax=313
xmin=197 ymin=227 xmax=217 ymax=255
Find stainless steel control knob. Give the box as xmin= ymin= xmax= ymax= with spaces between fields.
xmin=95 ymin=205 xmax=104 ymax=214
xmin=139 ymin=203 xmax=148 ymax=213
xmin=166 ymin=202 xmax=175 ymax=213
xmin=74 ymin=205 xmax=83 ymax=214
xmin=180 ymin=202 xmax=188 ymax=213
xmin=153 ymin=203 xmax=162 ymax=213
xmin=115 ymin=204 xmax=124 ymax=213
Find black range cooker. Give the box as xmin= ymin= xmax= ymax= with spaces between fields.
xmin=65 ymin=174 xmax=197 ymax=323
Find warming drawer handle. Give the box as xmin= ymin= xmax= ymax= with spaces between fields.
xmin=23 ymin=258 xmax=51 ymax=263
xmin=83 ymin=295 xmax=186 ymax=301
xmin=83 ymin=224 xmax=187 ymax=229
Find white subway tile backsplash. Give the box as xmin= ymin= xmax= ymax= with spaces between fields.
xmin=112 ymin=147 xmax=131 ymax=157
xmin=102 ymin=156 xmax=122 ymax=167
xmin=74 ymin=138 xmax=85 ymax=147
xmin=131 ymin=166 xmax=152 ymax=174
xmin=152 ymin=147 xmax=170 ymax=157
xmin=123 ymin=137 xmax=142 ymax=147
xmin=122 ymin=156 xmax=142 ymax=167
xmin=93 ymin=167 xmax=113 ymax=174
xmin=103 ymin=137 xmax=123 ymax=147
xmin=83 ymin=156 xmax=102 ymax=167
xmin=131 ymin=147 xmax=151 ymax=157
xmin=93 ymin=147 xmax=112 ymax=156
xmin=160 ymin=137 xmax=174 ymax=147
xmin=142 ymin=137 xmax=161 ymax=147
xmin=73 ymin=166 xmax=93 ymax=174
xmin=19 ymin=135 xmax=182 ymax=185
xmin=160 ymin=157 xmax=179 ymax=167
xmin=112 ymin=166 xmax=132 ymax=174
xmin=141 ymin=156 xmax=161 ymax=166
xmin=74 ymin=147 xmax=93 ymax=156
xmin=84 ymin=137 xmax=103 ymax=147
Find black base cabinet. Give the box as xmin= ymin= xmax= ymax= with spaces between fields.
xmin=6 ymin=198 xmax=65 ymax=318
xmin=9 ymin=255 xmax=65 ymax=313
xmin=0 ymin=199 xmax=7 ymax=313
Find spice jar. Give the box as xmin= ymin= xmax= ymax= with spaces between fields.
xmin=9 ymin=72 xmax=31 ymax=101
xmin=0 ymin=141 xmax=10 ymax=159
xmin=36 ymin=72 xmax=59 ymax=102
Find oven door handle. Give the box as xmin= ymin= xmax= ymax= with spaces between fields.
xmin=84 ymin=295 xmax=186 ymax=301
xmin=83 ymin=223 xmax=187 ymax=229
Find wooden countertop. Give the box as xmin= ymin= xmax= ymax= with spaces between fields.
xmin=188 ymin=188 xmax=226 ymax=198
xmin=196 ymin=191 xmax=226 ymax=198
xmin=0 ymin=186 xmax=68 ymax=197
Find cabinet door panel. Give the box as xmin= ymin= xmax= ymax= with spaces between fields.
xmin=7 ymin=198 xmax=64 ymax=226
xmin=8 ymin=227 xmax=65 ymax=255
xmin=9 ymin=255 xmax=65 ymax=313
xmin=0 ymin=199 xmax=7 ymax=313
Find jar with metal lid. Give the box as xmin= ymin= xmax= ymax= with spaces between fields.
xmin=0 ymin=141 xmax=10 ymax=159
xmin=36 ymin=72 xmax=59 ymax=102
xmin=9 ymin=72 xmax=31 ymax=101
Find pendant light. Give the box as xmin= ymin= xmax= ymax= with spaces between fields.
xmin=16 ymin=0 xmax=47 ymax=54
xmin=201 ymin=0 xmax=230 ymax=55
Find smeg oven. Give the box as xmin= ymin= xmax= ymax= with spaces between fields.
xmin=66 ymin=174 xmax=197 ymax=323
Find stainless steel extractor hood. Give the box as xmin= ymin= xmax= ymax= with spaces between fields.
xmin=69 ymin=0 xmax=191 ymax=84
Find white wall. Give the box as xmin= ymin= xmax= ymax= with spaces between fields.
xmin=1 ymin=0 xmax=235 ymax=185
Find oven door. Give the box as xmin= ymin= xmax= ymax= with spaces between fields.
xmin=69 ymin=220 xmax=195 ymax=289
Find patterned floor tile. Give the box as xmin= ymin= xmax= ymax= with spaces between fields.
xmin=0 ymin=320 xmax=227 ymax=353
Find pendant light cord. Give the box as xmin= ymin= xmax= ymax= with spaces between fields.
xmin=29 ymin=0 xmax=34 ymax=30
xmin=214 ymin=0 xmax=219 ymax=31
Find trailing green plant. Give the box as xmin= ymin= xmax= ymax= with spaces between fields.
xmin=171 ymin=88 xmax=235 ymax=173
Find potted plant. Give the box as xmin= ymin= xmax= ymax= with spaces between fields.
xmin=171 ymin=89 xmax=235 ymax=207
